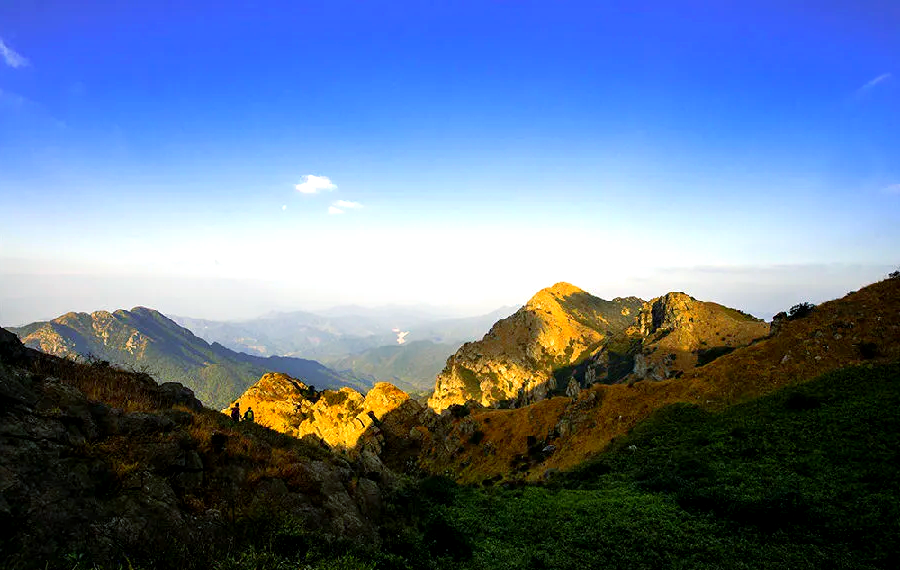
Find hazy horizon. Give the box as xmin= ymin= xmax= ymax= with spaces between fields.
xmin=1 ymin=262 xmax=892 ymax=328
xmin=1 ymin=2 xmax=897 ymax=328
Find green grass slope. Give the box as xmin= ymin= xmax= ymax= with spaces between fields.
xmin=372 ymin=363 xmax=900 ymax=569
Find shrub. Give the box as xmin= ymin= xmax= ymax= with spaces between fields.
xmin=857 ymin=342 xmax=879 ymax=360
xmin=448 ymin=404 xmax=470 ymax=419
xmin=787 ymin=302 xmax=816 ymax=320
xmin=889 ymin=270 xmax=900 ymax=280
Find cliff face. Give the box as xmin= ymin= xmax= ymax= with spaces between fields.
xmin=428 ymin=283 xmax=644 ymax=411
xmin=226 ymin=374 xmax=425 ymax=460
xmin=627 ymin=293 xmax=770 ymax=381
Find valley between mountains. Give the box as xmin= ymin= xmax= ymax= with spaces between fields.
xmin=2 ymin=276 xmax=899 ymax=569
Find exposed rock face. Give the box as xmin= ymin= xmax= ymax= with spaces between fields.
xmin=419 ymin=277 xmax=900 ymax=485
xmin=428 ymin=283 xmax=645 ymax=411
xmin=10 ymin=308 xmax=360 ymax=410
xmin=627 ymin=293 xmax=770 ymax=381
xmin=0 ymin=327 xmax=31 ymax=367
xmin=226 ymin=374 xmax=424 ymax=457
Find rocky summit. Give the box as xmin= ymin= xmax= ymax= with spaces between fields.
xmin=426 ymin=282 xmax=768 ymax=412
xmin=419 ymin=276 xmax=900 ymax=484
xmin=625 ymin=292 xmax=770 ymax=381
xmin=428 ymin=283 xmax=644 ymax=411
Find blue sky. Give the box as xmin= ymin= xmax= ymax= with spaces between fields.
xmin=1 ymin=0 xmax=898 ymax=325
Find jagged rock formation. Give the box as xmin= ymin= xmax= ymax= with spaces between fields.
xmin=11 ymin=307 xmax=363 ymax=409
xmin=428 ymin=283 xmax=644 ymax=411
xmin=418 ymin=276 xmax=900 ymax=484
xmin=624 ymin=292 xmax=770 ymax=381
xmin=0 ymin=328 xmax=386 ymax=568
xmin=226 ymin=374 xmax=428 ymax=472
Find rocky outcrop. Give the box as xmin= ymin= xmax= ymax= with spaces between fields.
xmin=428 ymin=283 xmax=645 ymax=411
xmin=226 ymin=374 xmax=427 ymax=461
xmin=0 ymin=331 xmax=384 ymax=568
xmin=419 ymin=277 xmax=900 ymax=485
xmin=626 ymin=293 xmax=770 ymax=381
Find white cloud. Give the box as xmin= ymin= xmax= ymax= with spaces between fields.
xmin=327 ymin=206 xmax=345 ymax=215
xmin=295 ymin=174 xmax=337 ymax=194
xmin=856 ymin=72 xmax=891 ymax=96
xmin=281 ymin=204 xmax=288 ymax=211
xmin=0 ymin=38 xmax=29 ymax=68
xmin=333 ymin=200 xmax=363 ymax=209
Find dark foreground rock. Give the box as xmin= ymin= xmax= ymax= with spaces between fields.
xmin=0 ymin=328 xmax=385 ymax=569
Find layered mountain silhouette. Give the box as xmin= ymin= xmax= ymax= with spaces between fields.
xmin=173 ymin=306 xmax=515 ymax=392
xmin=4 ymin=275 xmax=898 ymax=568
xmin=322 ymin=340 xmax=462 ymax=395
xmin=11 ymin=307 xmax=366 ymax=409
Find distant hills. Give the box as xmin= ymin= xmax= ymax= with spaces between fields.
xmin=173 ymin=305 xmax=515 ymax=390
xmin=9 ymin=307 xmax=367 ymax=409
xmin=322 ymin=340 xmax=462 ymax=395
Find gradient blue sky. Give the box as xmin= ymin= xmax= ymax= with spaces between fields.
xmin=1 ymin=0 xmax=898 ymax=325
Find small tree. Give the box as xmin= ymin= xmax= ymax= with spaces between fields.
xmin=788 ymin=302 xmax=816 ymax=320
xmin=889 ymin=270 xmax=900 ymax=280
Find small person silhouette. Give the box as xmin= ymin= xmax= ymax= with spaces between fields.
xmin=243 ymin=407 xmax=255 ymax=423
xmin=230 ymin=402 xmax=240 ymax=422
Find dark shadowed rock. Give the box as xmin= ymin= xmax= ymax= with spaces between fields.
xmin=0 ymin=327 xmax=31 ymax=367
xmin=158 ymin=382 xmax=203 ymax=410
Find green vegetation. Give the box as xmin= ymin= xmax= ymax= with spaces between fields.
xmin=360 ymin=363 xmax=897 ymax=569
xmin=787 ymin=302 xmax=816 ymax=320
xmin=323 ymin=340 xmax=461 ymax=394
xmin=557 ymin=292 xmax=643 ymax=333
xmin=214 ymin=362 xmax=900 ymax=569
xmin=12 ymin=308 xmax=362 ymax=409
xmin=457 ymin=366 xmax=483 ymax=399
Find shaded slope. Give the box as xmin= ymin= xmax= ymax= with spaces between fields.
xmin=0 ymin=328 xmax=388 ymax=570
xmin=11 ymin=308 xmax=363 ymax=409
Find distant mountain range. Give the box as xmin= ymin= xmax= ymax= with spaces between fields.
xmin=9 ymin=307 xmax=368 ymax=409
xmin=321 ymin=340 xmax=463 ymax=395
xmin=172 ymin=305 xmax=516 ymax=391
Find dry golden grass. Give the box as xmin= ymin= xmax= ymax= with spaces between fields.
xmin=30 ymin=352 xmax=161 ymax=412
xmin=22 ymin=348 xmax=336 ymax=514
xmin=426 ymin=277 xmax=900 ymax=483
